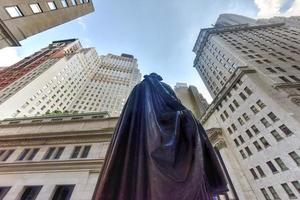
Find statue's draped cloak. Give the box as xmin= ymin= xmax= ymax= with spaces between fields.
xmin=93 ymin=74 xmax=227 ymax=200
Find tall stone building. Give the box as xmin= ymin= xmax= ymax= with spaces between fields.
xmin=0 ymin=39 xmax=141 ymax=119
xmin=0 ymin=0 xmax=94 ymax=48
xmin=174 ymin=83 xmax=209 ymax=119
xmin=0 ymin=112 xmax=117 ymax=200
xmin=194 ymin=14 xmax=300 ymax=200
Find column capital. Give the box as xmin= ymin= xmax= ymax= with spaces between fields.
xmin=206 ymin=128 xmax=227 ymax=150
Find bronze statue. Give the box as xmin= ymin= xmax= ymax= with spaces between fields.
xmin=93 ymin=73 xmax=227 ymax=200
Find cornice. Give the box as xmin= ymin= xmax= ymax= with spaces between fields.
xmin=206 ymin=128 xmax=227 ymax=150
xmin=0 ymin=159 xmax=104 ymax=173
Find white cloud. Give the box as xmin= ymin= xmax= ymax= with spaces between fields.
xmin=0 ymin=47 xmax=21 ymax=67
xmin=254 ymin=0 xmax=300 ymax=18
xmin=77 ymin=17 xmax=87 ymax=31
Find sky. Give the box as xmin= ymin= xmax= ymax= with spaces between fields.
xmin=0 ymin=0 xmax=299 ymax=102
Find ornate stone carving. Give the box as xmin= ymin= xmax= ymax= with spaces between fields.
xmin=206 ymin=128 xmax=227 ymax=150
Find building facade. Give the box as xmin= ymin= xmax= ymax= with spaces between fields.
xmin=0 ymin=112 xmax=117 ymax=200
xmin=174 ymin=82 xmax=209 ymax=119
xmin=0 ymin=0 xmax=94 ymax=48
xmin=0 ymin=39 xmax=141 ymax=119
xmin=194 ymin=15 xmax=300 ymax=200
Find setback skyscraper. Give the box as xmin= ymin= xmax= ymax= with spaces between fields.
xmin=194 ymin=14 xmax=300 ymax=200
xmin=0 ymin=0 xmax=94 ymax=48
xmin=0 ymin=39 xmax=141 ymax=119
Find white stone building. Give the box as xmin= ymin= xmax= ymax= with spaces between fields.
xmin=0 ymin=39 xmax=141 ymax=119
xmin=193 ymin=15 xmax=300 ymax=200
xmin=0 ymin=112 xmax=117 ymax=200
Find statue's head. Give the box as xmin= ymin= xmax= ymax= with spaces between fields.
xmin=144 ymin=73 xmax=163 ymax=81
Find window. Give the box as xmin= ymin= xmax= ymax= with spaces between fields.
xmin=279 ymin=124 xmax=293 ymax=136
xmin=256 ymin=166 xmax=266 ymax=177
xmin=18 ymin=149 xmax=30 ymax=161
xmin=239 ymin=92 xmax=247 ymax=101
xmin=71 ymin=0 xmax=77 ymax=5
xmin=242 ymin=113 xmax=250 ymax=121
xmin=260 ymin=188 xmax=271 ymax=200
xmin=0 ymin=187 xmax=11 ymax=200
xmin=250 ymin=105 xmax=259 ymax=114
xmin=274 ymin=157 xmax=288 ymax=171
xmin=245 ymin=147 xmax=252 ymax=156
xmin=289 ymin=151 xmax=300 ymax=166
xmin=5 ymin=6 xmax=23 ymax=18
xmin=231 ymin=123 xmax=237 ymax=131
xmin=220 ymin=114 xmax=225 ymax=121
xmin=261 ymin=118 xmax=271 ymax=128
xmin=260 ymin=137 xmax=270 ymax=148
xmin=20 ymin=186 xmax=42 ymax=200
xmin=229 ymin=104 xmax=235 ymax=112
xmin=29 ymin=3 xmax=42 ymax=14
xmin=233 ymin=100 xmax=239 ymax=108
xmin=281 ymin=183 xmax=297 ymax=199
xmin=1 ymin=149 xmax=14 ymax=161
xmin=266 ymin=161 xmax=278 ymax=173
xmin=275 ymin=67 xmax=286 ymax=72
xmin=268 ymin=186 xmax=280 ymax=200
xmin=279 ymin=76 xmax=291 ymax=83
xmin=43 ymin=147 xmax=55 ymax=160
xmin=245 ymin=129 xmax=253 ymax=138
xmin=268 ymin=112 xmax=279 ymax=122
xmin=271 ymin=130 xmax=283 ymax=141
xmin=251 ymin=125 xmax=260 ymax=134
xmin=52 ymin=185 xmax=75 ymax=200
xmin=61 ymin=0 xmax=68 ymax=7
xmin=48 ymin=2 xmax=57 ymax=10
xmin=71 ymin=146 xmax=81 ymax=158
xmin=238 ymin=117 xmax=244 ymax=126
xmin=80 ymin=146 xmax=91 ymax=158
xmin=244 ymin=87 xmax=252 ymax=96
xmin=233 ymin=139 xmax=240 ymax=147
xmin=223 ymin=110 xmax=229 ymax=118
xmin=238 ymin=135 xmax=245 ymax=143
xmin=253 ymin=141 xmax=262 ymax=151
xmin=256 ymin=100 xmax=266 ymax=109
xmin=28 ymin=148 xmax=39 ymax=160
xmin=227 ymin=127 xmax=233 ymax=134
xmin=240 ymin=150 xmax=247 ymax=159
xmin=289 ymin=75 xmax=300 ymax=82
xmin=250 ymin=168 xmax=258 ymax=179
xmin=266 ymin=67 xmax=276 ymax=73
xmin=292 ymin=181 xmax=300 ymax=193
xmin=53 ymin=147 xmax=65 ymax=159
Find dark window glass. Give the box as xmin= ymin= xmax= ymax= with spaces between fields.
xmin=251 ymin=125 xmax=260 ymax=134
xmin=71 ymin=146 xmax=81 ymax=159
xmin=274 ymin=157 xmax=288 ymax=171
xmin=245 ymin=130 xmax=253 ymax=138
xmin=266 ymin=161 xmax=278 ymax=173
xmin=0 ymin=187 xmax=11 ymax=200
xmin=239 ymin=92 xmax=247 ymax=101
xmin=18 ymin=149 xmax=30 ymax=161
xmin=233 ymin=139 xmax=239 ymax=147
xmin=260 ymin=137 xmax=270 ymax=148
xmin=260 ymin=118 xmax=271 ymax=128
xmin=256 ymin=166 xmax=266 ymax=177
xmin=53 ymin=147 xmax=65 ymax=159
xmin=256 ymin=100 xmax=266 ymax=109
xmin=2 ymin=150 xmax=14 ymax=161
xmin=292 ymin=181 xmax=300 ymax=193
xmin=43 ymin=147 xmax=55 ymax=160
xmin=281 ymin=183 xmax=297 ymax=199
xmin=240 ymin=150 xmax=247 ymax=159
xmin=27 ymin=148 xmax=39 ymax=161
xmin=80 ymin=146 xmax=91 ymax=158
xmin=289 ymin=151 xmax=300 ymax=166
xmin=260 ymin=188 xmax=271 ymax=200
xmin=250 ymin=168 xmax=258 ymax=179
xmin=271 ymin=130 xmax=283 ymax=141
xmin=253 ymin=141 xmax=262 ymax=151
xmin=244 ymin=87 xmax=253 ymax=95
xmin=268 ymin=186 xmax=280 ymax=199
xmin=267 ymin=112 xmax=279 ymax=122
xmin=51 ymin=185 xmax=75 ymax=200
xmin=20 ymin=186 xmax=42 ymax=200
xmin=279 ymin=124 xmax=293 ymax=136
xmin=245 ymin=147 xmax=252 ymax=156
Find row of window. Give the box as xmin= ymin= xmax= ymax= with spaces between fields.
xmin=0 ymin=145 xmax=91 ymax=162
xmin=0 ymin=184 xmax=74 ymax=200
xmin=261 ymin=181 xmax=300 ymax=200
xmin=5 ymin=0 xmax=90 ymax=18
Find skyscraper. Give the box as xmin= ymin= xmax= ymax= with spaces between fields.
xmin=193 ymin=14 xmax=300 ymax=200
xmin=0 ymin=0 xmax=94 ymax=48
xmin=0 ymin=39 xmax=141 ymax=119
xmin=174 ymin=83 xmax=209 ymax=119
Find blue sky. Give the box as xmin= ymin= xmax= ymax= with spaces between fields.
xmin=2 ymin=0 xmax=297 ymax=102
